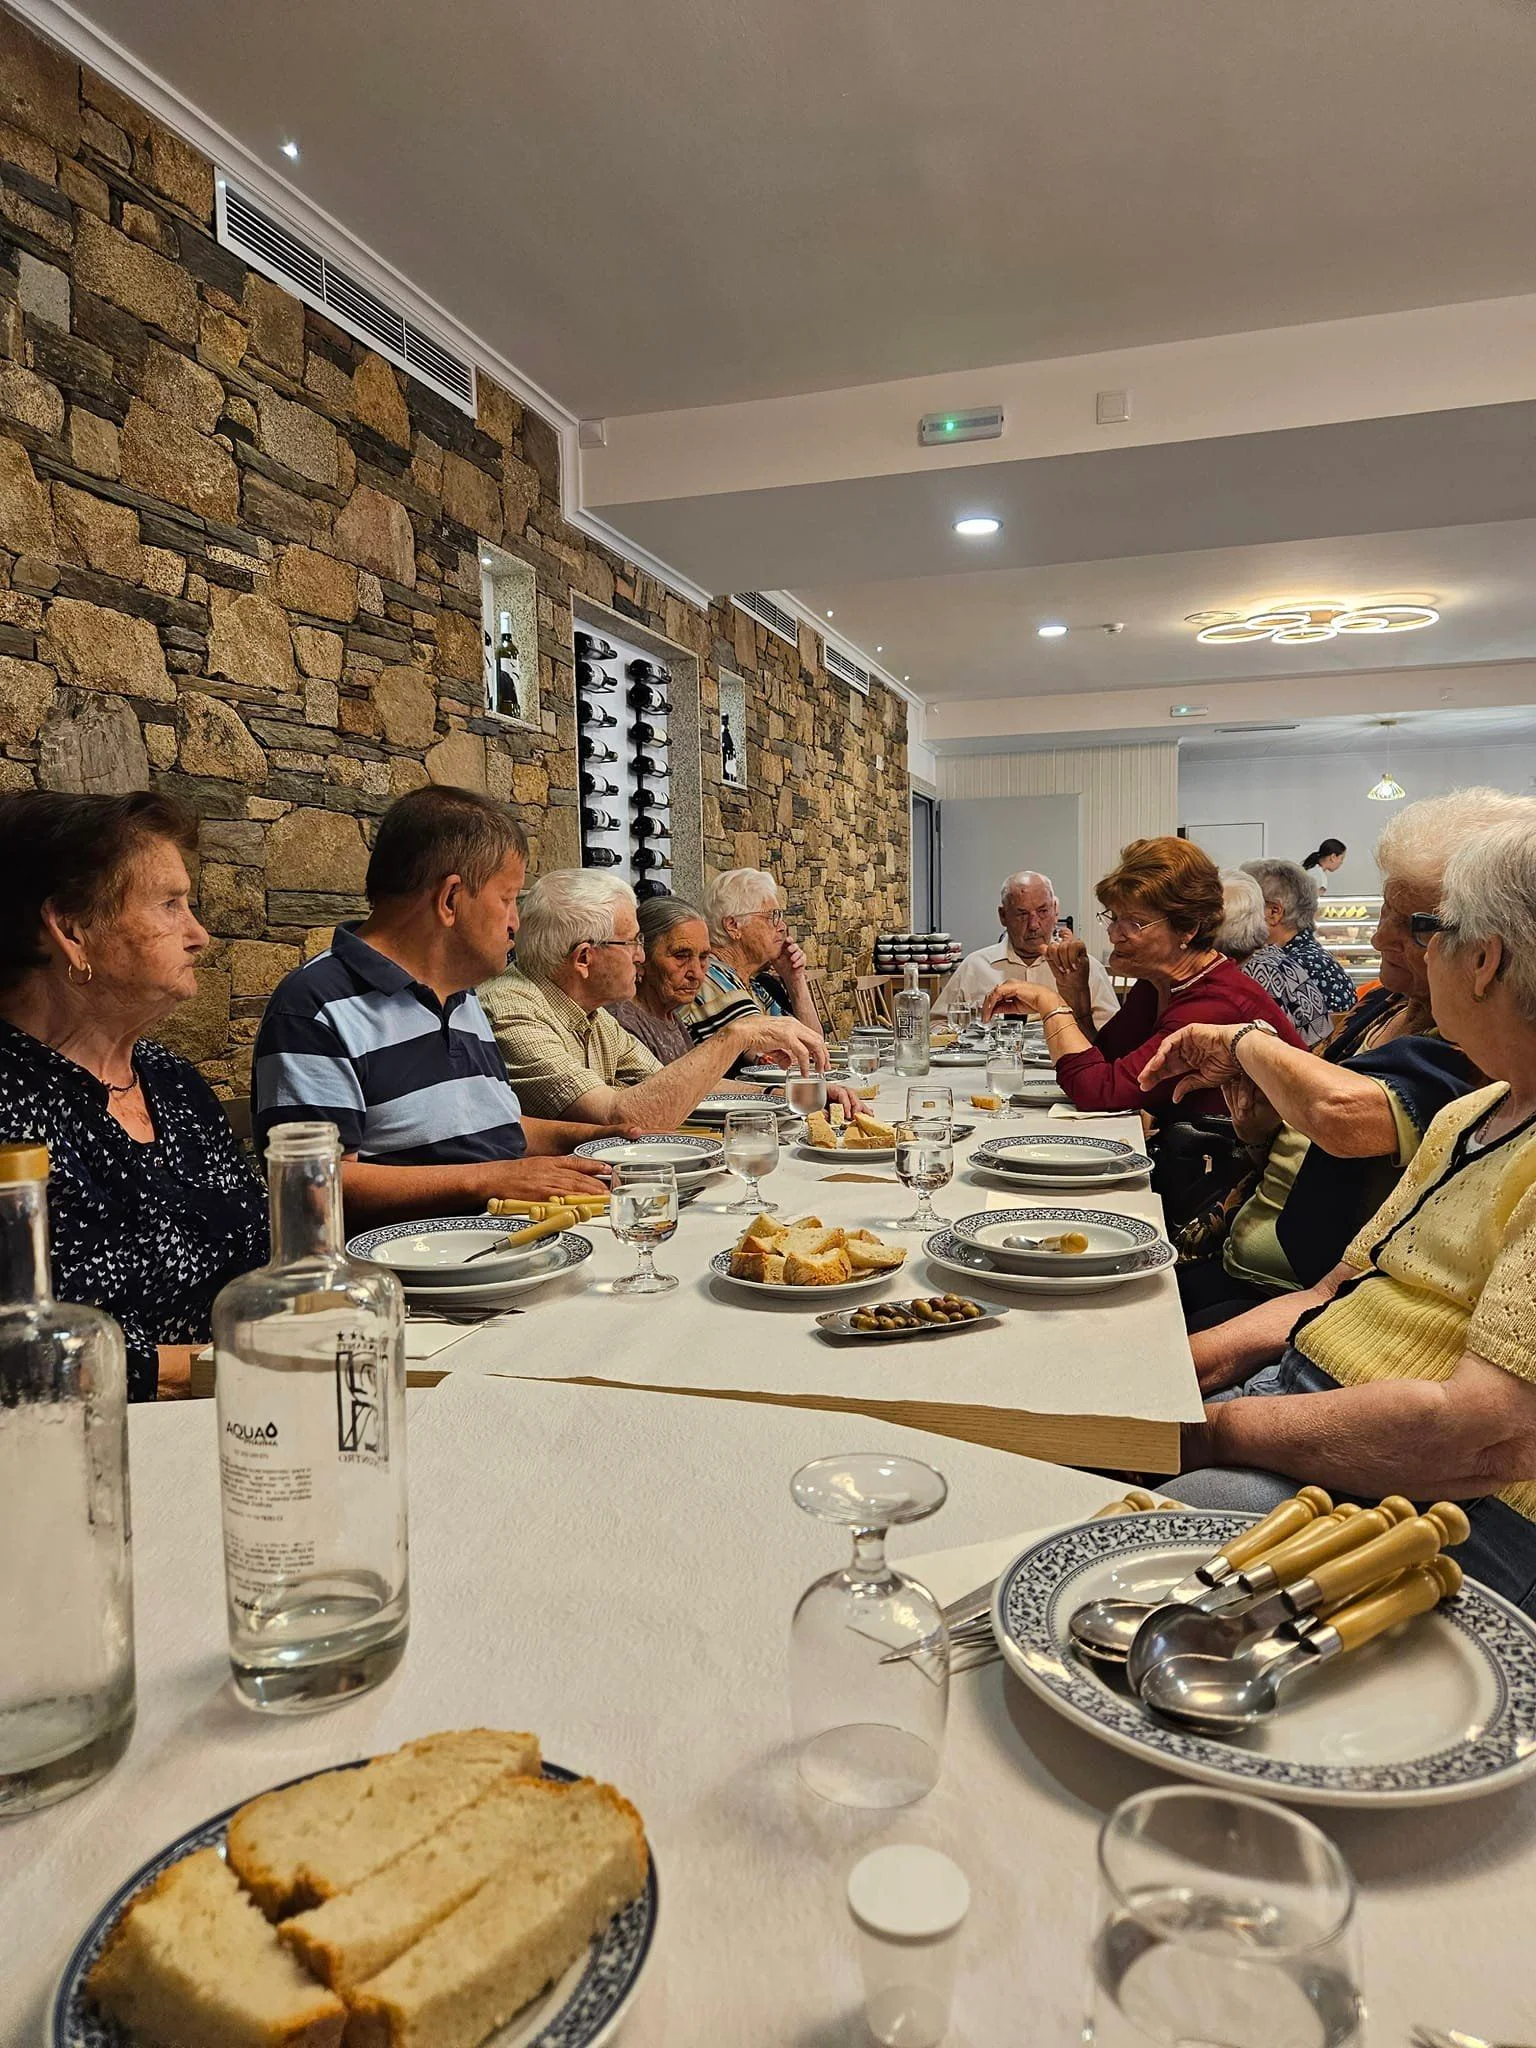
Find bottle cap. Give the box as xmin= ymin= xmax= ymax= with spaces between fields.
xmin=847 ymin=1845 xmax=970 ymax=1942
xmin=265 ymin=1121 xmax=341 ymax=1162
xmin=0 ymin=1142 xmax=49 ymax=1184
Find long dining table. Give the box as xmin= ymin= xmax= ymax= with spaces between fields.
xmin=3 ymin=1373 xmax=1531 ymax=2047
xmin=408 ymin=1061 xmax=1204 ymax=1472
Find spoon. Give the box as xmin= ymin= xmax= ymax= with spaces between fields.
xmin=1125 ymin=1498 xmax=1405 ymax=1687
xmin=1067 ymin=1487 xmax=1333 ymax=1663
xmin=1140 ymin=1555 xmax=1463 ymax=1734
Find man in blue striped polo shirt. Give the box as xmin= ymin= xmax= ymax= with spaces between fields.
xmin=253 ymin=787 xmax=614 ymax=1224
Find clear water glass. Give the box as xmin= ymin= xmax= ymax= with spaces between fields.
xmin=785 ymin=1072 xmax=828 ymax=1121
xmin=905 ymin=1084 xmax=953 ymax=1124
xmin=848 ymin=1045 xmax=882 ymax=1096
xmin=1084 ymin=1787 xmax=1363 ymax=2048
xmin=986 ymin=1049 xmax=1025 ymax=1117
xmin=723 ymin=1108 xmax=781 ymax=1214
xmin=892 ymin=1118 xmax=953 ymax=1230
xmin=610 ymin=1162 xmax=679 ymax=1295
xmin=790 ymin=1452 xmax=949 ymax=1808
xmin=948 ymin=994 xmax=974 ymax=1039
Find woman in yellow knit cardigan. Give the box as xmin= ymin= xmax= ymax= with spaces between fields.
xmin=1172 ymin=815 xmax=1536 ymax=1612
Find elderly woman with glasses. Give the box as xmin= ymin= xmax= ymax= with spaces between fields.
xmin=983 ymin=836 xmax=1303 ymax=1115
xmin=1169 ymin=813 xmax=1536 ymax=1614
xmin=675 ymin=867 xmax=825 ymax=1050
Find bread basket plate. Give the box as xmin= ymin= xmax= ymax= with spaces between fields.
xmin=53 ymin=1760 xmax=659 ymax=2048
xmin=708 ymin=1247 xmax=900 ymax=1301
xmin=991 ymin=1511 xmax=1536 ymax=1809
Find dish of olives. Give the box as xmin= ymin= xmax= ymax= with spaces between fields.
xmin=814 ymin=1294 xmax=1004 ymax=1340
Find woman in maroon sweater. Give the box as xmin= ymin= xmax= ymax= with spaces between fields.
xmin=982 ymin=836 xmax=1305 ymax=1116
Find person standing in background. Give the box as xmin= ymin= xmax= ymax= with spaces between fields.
xmin=1301 ymin=838 xmax=1347 ymax=890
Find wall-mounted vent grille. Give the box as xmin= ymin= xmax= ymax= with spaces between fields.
xmin=825 ymin=644 xmax=871 ymax=697
xmin=217 ymin=178 xmax=476 ymax=415
xmin=732 ymin=591 xmax=800 ymax=647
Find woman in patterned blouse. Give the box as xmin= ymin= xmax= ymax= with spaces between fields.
xmin=0 ymin=791 xmax=267 ymax=1400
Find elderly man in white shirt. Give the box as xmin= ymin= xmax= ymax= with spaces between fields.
xmin=934 ymin=869 xmax=1120 ymax=1030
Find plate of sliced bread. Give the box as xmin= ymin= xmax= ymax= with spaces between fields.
xmin=713 ymin=1214 xmax=907 ymax=1298
xmin=60 ymin=1728 xmax=656 ymax=2048
xmin=800 ymin=1108 xmax=898 ymax=1160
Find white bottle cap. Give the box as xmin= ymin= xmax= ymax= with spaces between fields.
xmin=847 ymin=1845 xmax=970 ymax=1942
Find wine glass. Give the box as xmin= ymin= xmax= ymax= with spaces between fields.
xmin=847 ymin=1044 xmax=882 ymax=1099
xmin=985 ymin=1045 xmax=1025 ymax=1119
xmin=723 ymin=1108 xmax=780 ymax=1214
xmin=784 ymin=1072 xmax=828 ymax=1123
xmin=891 ymin=1117 xmax=953 ymax=1231
xmin=948 ymin=993 xmax=974 ymax=1039
xmin=789 ymin=1452 xmax=949 ymax=1809
xmin=1085 ymin=1787 xmax=1362 ymax=2048
xmin=905 ymin=1084 xmax=953 ymax=1125
xmin=609 ymin=1162 xmax=679 ymax=1295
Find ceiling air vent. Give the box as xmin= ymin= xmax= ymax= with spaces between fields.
xmin=216 ymin=178 xmax=476 ymax=415
xmin=732 ymin=592 xmax=800 ymax=648
xmin=824 ymin=644 xmax=871 ymax=697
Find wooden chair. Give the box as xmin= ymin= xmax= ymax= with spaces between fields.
xmin=854 ymin=976 xmax=894 ymax=1027
xmin=222 ymin=1094 xmax=253 ymax=1147
xmin=802 ymin=966 xmax=835 ymax=1034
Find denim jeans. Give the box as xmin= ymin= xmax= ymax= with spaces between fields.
xmin=1172 ymin=1348 xmax=1536 ymax=1616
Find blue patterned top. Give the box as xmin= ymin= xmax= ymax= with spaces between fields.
xmin=1243 ymin=942 xmax=1335 ymax=1046
xmin=1286 ymin=926 xmax=1361 ymax=1013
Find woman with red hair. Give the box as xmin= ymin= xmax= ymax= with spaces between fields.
xmin=983 ymin=836 xmax=1303 ymax=1116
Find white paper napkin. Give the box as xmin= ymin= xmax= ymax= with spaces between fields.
xmin=1048 ymin=1104 xmax=1137 ymax=1121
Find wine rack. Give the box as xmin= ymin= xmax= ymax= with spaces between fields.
xmin=575 ymin=624 xmax=675 ymax=895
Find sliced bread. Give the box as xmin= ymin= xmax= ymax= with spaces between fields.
xmin=345 ymin=1785 xmax=647 ymax=2048
xmin=87 ymin=1847 xmax=346 ymax=2048
xmin=228 ymin=1729 xmax=541 ymax=1917
xmin=281 ymin=1778 xmax=631 ymax=1997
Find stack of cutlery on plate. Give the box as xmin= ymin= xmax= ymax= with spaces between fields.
xmin=1064 ymin=1487 xmax=1469 ymax=1732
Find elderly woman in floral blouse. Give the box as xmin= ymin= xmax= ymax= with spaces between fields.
xmin=0 ymin=791 xmax=266 ymax=1400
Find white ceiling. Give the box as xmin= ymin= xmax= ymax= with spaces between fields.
xmin=1179 ymin=705 xmax=1536 ymax=760
xmin=68 ymin=0 xmax=1536 ymax=416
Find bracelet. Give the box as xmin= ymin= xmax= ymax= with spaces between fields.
xmin=1039 ymin=1007 xmax=1075 ymax=1026
xmin=1227 ymin=1019 xmax=1278 ymax=1065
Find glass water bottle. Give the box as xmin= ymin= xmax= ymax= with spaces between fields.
xmin=0 ymin=1143 xmax=135 ymax=1814
xmin=893 ymin=964 xmax=932 ymax=1076
xmin=212 ymin=1122 xmax=407 ymax=1713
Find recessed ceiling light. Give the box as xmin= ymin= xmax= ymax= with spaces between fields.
xmin=1037 ymin=623 xmax=1068 ymax=639
xmin=954 ymin=515 xmax=1001 ymax=538
xmin=903 ymin=675 xmax=910 ymax=682
xmin=875 ymin=645 xmax=883 ymax=653
xmin=281 ymin=140 xmax=300 ymax=160
xmin=825 ymin=610 xmax=834 ymax=619
xmin=480 ymin=555 xmax=493 ymax=567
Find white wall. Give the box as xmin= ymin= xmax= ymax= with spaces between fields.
xmin=938 ymin=744 xmax=1179 ymax=938
xmin=1178 ymin=738 xmax=1536 ymax=896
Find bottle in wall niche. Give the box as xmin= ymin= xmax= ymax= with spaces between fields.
xmin=632 ymin=847 xmax=669 ymax=874
xmin=494 ymin=612 xmax=522 ymax=718
xmin=627 ymin=658 xmax=670 ymax=686
xmin=893 ymin=964 xmax=932 ymax=1077
xmin=721 ymin=711 xmax=739 ymax=782
xmin=580 ymin=771 xmax=619 ymax=798
xmin=582 ymin=807 xmax=620 ymax=834
xmin=579 ymin=733 xmax=618 ymax=765
xmin=585 ymin=847 xmax=624 ymax=869
xmin=629 ymin=719 xmax=667 ymax=749
xmin=632 ymin=814 xmax=669 ymax=842
xmin=576 ymin=662 xmax=617 ymax=692
xmin=632 ymin=787 xmax=669 ymax=816
xmin=632 ymin=754 xmax=668 ymax=782
xmin=0 ymin=1145 xmax=135 ymax=1814
xmin=575 ymin=632 xmax=617 ymax=662
xmin=212 ymin=1122 xmax=407 ymax=1713
xmin=627 ymin=682 xmax=671 ymax=714
xmin=578 ymin=702 xmax=618 ymax=730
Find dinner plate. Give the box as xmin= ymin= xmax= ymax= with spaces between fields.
xmin=797 ymin=1140 xmax=897 ymax=1163
xmin=686 ymin=1091 xmax=790 ymax=1123
xmin=990 ymin=1511 xmax=1536 ymax=1809
xmin=572 ymin=1134 xmax=724 ymax=1179
xmin=968 ymin=1161 xmax=1154 ymax=1195
xmin=736 ymin=1061 xmax=803 ymax=1083
xmin=347 ymin=1215 xmax=566 ymax=1287
xmin=52 ymin=1760 xmax=659 ymax=2048
xmin=708 ymin=1248 xmax=900 ymax=1301
xmin=814 ymin=1300 xmax=1010 ymax=1339
xmin=922 ymin=1229 xmax=1174 ymax=1293
xmin=971 ymin=1133 xmax=1151 ymax=1176
xmin=401 ymin=1233 xmax=594 ymax=1302
xmin=950 ymin=1205 xmax=1165 ymax=1274
xmin=928 ymin=1048 xmax=989 ymax=1068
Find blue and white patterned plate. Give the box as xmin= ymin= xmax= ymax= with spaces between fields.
xmin=971 ymin=1133 xmax=1152 ymax=1175
xmin=951 ymin=1205 xmax=1163 ymax=1273
xmin=991 ymin=1510 xmax=1536 ymax=1808
xmin=53 ymin=1759 xmax=658 ymax=2048
xmin=572 ymin=1134 xmax=724 ymax=1174
xmin=923 ymin=1228 xmax=1173 ymax=1294
xmin=391 ymin=1232 xmax=594 ymax=1304
xmin=709 ymin=1247 xmax=897 ymax=1301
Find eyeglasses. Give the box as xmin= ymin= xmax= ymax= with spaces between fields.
xmin=753 ymin=907 xmax=788 ymax=928
xmin=1095 ymin=909 xmax=1159 ymax=936
xmin=583 ymin=936 xmax=646 ymax=954
xmin=1409 ymin=912 xmax=1452 ymax=949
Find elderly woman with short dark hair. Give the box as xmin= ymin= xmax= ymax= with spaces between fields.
xmin=0 ymin=790 xmax=267 ymax=1400
xmin=1172 ymin=813 xmax=1536 ymax=1612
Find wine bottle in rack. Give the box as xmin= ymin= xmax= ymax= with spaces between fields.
xmin=629 ymin=720 xmax=667 ymax=748
xmin=626 ymin=658 xmax=670 ymax=685
xmin=633 ymin=756 xmax=668 ymax=783
xmin=627 ymin=681 xmax=671 ymax=714
xmin=632 ymin=847 xmax=670 ymax=874
xmin=580 ymin=771 xmax=619 ymax=797
xmin=584 ymin=847 xmax=624 ymax=869
xmin=582 ymin=807 xmax=621 ymax=834
xmin=580 ymin=734 xmax=617 ymax=764
xmin=575 ymin=632 xmax=618 ymax=662
xmin=577 ymin=661 xmax=618 ymax=691
xmin=632 ymin=814 xmax=669 ymax=841
xmin=579 ymin=701 xmax=618 ymax=729
xmin=631 ymin=787 xmax=668 ymax=813
xmin=635 ymin=878 xmax=671 ymax=901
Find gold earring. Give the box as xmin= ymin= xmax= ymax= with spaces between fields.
xmin=66 ymin=960 xmax=93 ymax=987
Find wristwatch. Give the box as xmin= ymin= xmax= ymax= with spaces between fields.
xmin=1228 ymin=1019 xmax=1279 ymax=1065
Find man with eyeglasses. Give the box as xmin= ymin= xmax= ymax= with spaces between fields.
xmin=483 ymin=867 xmax=830 ymax=1125
xmin=934 ymin=869 xmax=1119 ymax=1027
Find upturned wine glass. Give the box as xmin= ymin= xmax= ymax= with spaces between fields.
xmin=789 ymin=1452 xmax=949 ymax=1809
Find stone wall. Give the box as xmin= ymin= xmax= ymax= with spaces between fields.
xmin=0 ymin=9 xmax=908 ymax=1084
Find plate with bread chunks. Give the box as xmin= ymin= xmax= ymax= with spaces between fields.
xmin=714 ymin=1213 xmax=908 ymax=1298
xmin=800 ymin=1107 xmax=898 ymax=1160
xmin=61 ymin=1729 xmax=657 ymax=2048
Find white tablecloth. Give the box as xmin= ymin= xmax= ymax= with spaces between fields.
xmin=3 ymin=1379 xmax=1531 ymax=2046
xmin=423 ymin=1073 xmax=1201 ymax=1468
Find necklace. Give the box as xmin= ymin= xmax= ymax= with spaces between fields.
xmin=105 ymin=1068 xmax=140 ymax=1097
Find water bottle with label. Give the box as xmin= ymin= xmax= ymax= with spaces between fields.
xmin=893 ymin=963 xmax=932 ymax=1077
xmin=212 ymin=1122 xmax=407 ymax=1712
xmin=0 ymin=1144 xmax=135 ymax=1814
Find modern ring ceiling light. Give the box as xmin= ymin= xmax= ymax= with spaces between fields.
xmin=1188 ymin=602 xmax=1439 ymax=646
